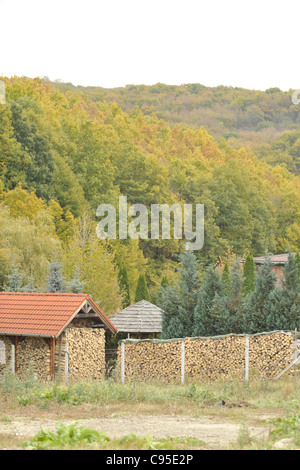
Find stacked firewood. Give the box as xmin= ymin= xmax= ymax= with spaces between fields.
xmin=248 ymin=332 xmax=294 ymax=379
xmin=117 ymin=332 xmax=295 ymax=383
xmin=121 ymin=340 xmax=182 ymax=383
xmin=16 ymin=336 xmax=51 ymax=381
xmin=185 ymin=335 xmax=245 ymax=381
xmin=63 ymin=327 xmax=106 ymax=380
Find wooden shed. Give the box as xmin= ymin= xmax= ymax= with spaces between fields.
xmin=0 ymin=292 xmax=117 ymax=381
xmin=109 ymin=300 xmax=163 ymax=339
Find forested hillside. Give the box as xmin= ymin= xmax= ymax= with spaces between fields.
xmin=54 ymin=81 xmax=300 ymax=175
xmin=0 ymin=76 xmax=299 ymax=314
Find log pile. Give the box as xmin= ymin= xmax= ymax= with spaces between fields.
xmin=122 ymin=340 xmax=182 ymax=383
xmin=0 ymin=327 xmax=107 ymax=382
xmin=249 ymin=332 xmax=294 ymax=379
xmin=185 ymin=335 xmax=245 ymax=381
xmin=16 ymin=336 xmax=51 ymax=381
xmin=117 ymin=331 xmax=295 ymax=383
xmin=63 ymin=327 xmax=106 ymax=381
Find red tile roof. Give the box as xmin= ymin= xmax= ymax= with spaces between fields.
xmin=0 ymin=292 xmax=117 ymax=337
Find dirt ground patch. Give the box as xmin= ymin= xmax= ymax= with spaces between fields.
xmin=0 ymin=413 xmax=269 ymax=448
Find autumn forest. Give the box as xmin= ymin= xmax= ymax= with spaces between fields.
xmin=0 ymin=76 xmax=299 ymax=315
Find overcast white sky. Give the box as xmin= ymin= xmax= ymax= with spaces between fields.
xmin=0 ymin=0 xmax=299 ymax=91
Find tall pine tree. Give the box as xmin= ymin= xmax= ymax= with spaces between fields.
xmin=242 ymin=252 xmax=256 ymax=295
xmin=118 ymin=265 xmax=131 ymax=308
xmin=242 ymin=257 xmax=276 ymax=333
xmin=208 ymin=261 xmax=245 ymax=335
xmin=158 ymin=251 xmax=200 ymax=339
xmin=134 ymin=273 xmax=150 ymax=302
xmin=193 ymin=264 xmax=223 ymax=336
xmin=221 ymin=260 xmax=231 ymax=296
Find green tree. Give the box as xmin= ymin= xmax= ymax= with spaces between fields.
xmin=5 ymin=267 xmax=24 ymax=292
xmin=135 ymin=274 xmax=150 ymax=302
xmin=65 ymin=267 xmax=85 ymax=294
xmin=0 ymin=204 xmax=60 ymax=291
xmin=118 ymin=265 xmax=131 ymax=308
xmin=221 ymin=260 xmax=231 ymax=295
xmin=46 ymin=260 xmax=66 ymax=293
xmin=159 ymin=251 xmax=200 ymax=339
xmin=242 ymin=252 xmax=256 ymax=295
xmin=295 ymin=251 xmax=300 ymax=282
xmin=207 ymin=261 xmax=245 ymax=335
xmin=266 ymin=252 xmax=300 ymax=330
xmin=23 ymin=277 xmax=37 ymax=293
xmin=62 ymin=214 xmax=123 ymax=314
xmin=242 ymin=257 xmax=277 ymax=333
xmin=9 ymin=99 xmax=56 ymax=201
xmin=193 ymin=264 xmax=224 ymax=336
xmin=160 ymin=276 xmax=169 ymax=288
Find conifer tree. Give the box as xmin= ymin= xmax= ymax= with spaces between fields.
xmin=295 ymin=251 xmax=300 ymax=282
xmin=46 ymin=260 xmax=66 ymax=293
xmin=266 ymin=251 xmax=300 ymax=330
xmin=134 ymin=273 xmax=150 ymax=302
xmin=159 ymin=287 xmax=187 ymax=339
xmin=221 ymin=260 xmax=231 ymax=296
xmin=5 ymin=268 xmax=23 ymax=292
xmin=154 ymin=276 xmax=169 ymax=306
xmin=158 ymin=251 xmax=200 ymax=339
xmin=23 ymin=277 xmax=37 ymax=293
xmin=208 ymin=261 xmax=245 ymax=335
xmin=242 ymin=257 xmax=276 ymax=333
xmin=225 ymin=260 xmax=245 ymax=333
xmin=118 ymin=265 xmax=131 ymax=308
xmin=66 ymin=267 xmax=85 ymax=294
xmin=193 ymin=264 xmax=223 ymax=336
xmin=242 ymin=252 xmax=256 ymax=295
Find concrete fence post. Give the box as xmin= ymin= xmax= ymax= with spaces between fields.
xmin=245 ymin=335 xmax=249 ymax=381
xmin=11 ymin=344 xmax=15 ymax=374
xmin=181 ymin=340 xmax=185 ymax=385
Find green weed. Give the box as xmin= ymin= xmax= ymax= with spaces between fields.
xmin=23 ymin=422 xmax=110 ymax=450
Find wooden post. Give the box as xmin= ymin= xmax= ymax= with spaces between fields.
xmin=245 ymin=335 xmax=249 ymax=382
xmin=50 ymin=337 xmax=55 ymax=380
xmin=14 ymin=337 xmax=18 ymax=373
xmin=57 ymin=334 xmax=63 ymax=379
xmin=11 ymin=343 xmax=15 ymax=374
xmin=181 ymin=340 xmax=185 ymax=385
xmin=121 ymin=342 xmax=125 ymax=384
xmin=65 ymin=343 xmax=69 ymax=383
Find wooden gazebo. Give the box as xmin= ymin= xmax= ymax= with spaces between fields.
xmin=109 ymin=300 xmax=163 ymax=338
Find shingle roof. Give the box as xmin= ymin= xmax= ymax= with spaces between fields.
xmin=110 ymin=300 xmax=163 ymax=333
xmin=0 ymin=292 xmax=117 ymax=337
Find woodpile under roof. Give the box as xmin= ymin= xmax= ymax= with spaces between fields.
xmin=109 ymin=300 xmax=163 ymax=334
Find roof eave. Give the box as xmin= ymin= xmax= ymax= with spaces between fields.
xmin=0 ymin=331 xmax=55 ymax=338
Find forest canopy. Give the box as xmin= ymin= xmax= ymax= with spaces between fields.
xmin=0 ymin=76 xmax=299 ymax=314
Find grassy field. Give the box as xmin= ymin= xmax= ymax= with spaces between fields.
xmin=0 ymin=369 xmax=299 ymax=450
